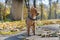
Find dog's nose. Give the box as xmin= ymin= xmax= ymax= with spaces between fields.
xmin=37 ymin=13 xmax=39 ymax=16
xmin=37 ymin=13 xmax=39 ymax=15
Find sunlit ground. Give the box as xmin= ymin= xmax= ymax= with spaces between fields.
xmin=0 ymin=19 xmax=60 ymax=35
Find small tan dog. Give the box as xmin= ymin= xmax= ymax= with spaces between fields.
xmin=26 ymin=7 xmax=39 ymax=36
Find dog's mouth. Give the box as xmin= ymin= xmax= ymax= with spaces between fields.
xmin=33 ymin=16 xmax=36 ymax=19
xmin=33 ymin=13 xmax=39 ymax=19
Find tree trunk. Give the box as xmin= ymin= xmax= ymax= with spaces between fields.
xmin=0 ymin=7 xmax=3 ymax=21
xmin=10 ymin=0 xmax=23 ymax=20
xmin=41 ymin=0 xmax=43 ymax=20
xmin=54 ymin=0 xmax=58 ymax=19
xmin=54 ymin=3 xmax=57 ymax=19
xmin=33 ymin=0 xmax=36 ymax=8
xmin=48 ymin=0 xmax=52 ymax=19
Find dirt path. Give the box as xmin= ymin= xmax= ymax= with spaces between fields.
xmin=0 ymin=24 xmax=60 ymax=40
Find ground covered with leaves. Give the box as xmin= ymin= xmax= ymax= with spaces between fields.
xmin=0 ymin=19 xmax=60 ymax=35
xmin=0 ymin=20 xmax=26 ymax=35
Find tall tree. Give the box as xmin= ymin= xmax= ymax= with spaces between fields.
xmin=10 ymin=0 xmax=23 ymax=20
xmin=25 ymin=0 xmax=30 ymax=17
xmin=40 ymin=0 xmax=43 ymax=20
xmin=54 ymin=2 xmax=57 ymax=19
xmin=48 ymin=0 xmax=52 ymax=19
xmin=54 ymin=0 xmax=58 ymax=19
xmin=33 ymin=0 xmax=36 ymax=8
xmin=3 ymin=0 xmax=7 ymax=20
xmin=0 ymin=3 xmax=4 ymax=21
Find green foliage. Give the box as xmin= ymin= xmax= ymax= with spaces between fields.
xmin=0 ymin=3 xmax=4 ymax=9
xmin=0 ymin=2 xmax=10 ymax=21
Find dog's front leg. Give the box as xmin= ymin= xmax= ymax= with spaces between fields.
xmin=32 ymin=23 xmax=35 ymax=35
xmin=27 ymin=25 xmax=30 ymax=36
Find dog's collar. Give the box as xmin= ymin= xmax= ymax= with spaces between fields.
xmin=28 ymin=15 xmax=37 ymax=20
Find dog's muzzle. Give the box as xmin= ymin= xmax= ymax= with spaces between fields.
xmin=33 ymin=16 xmax=36 ymax=19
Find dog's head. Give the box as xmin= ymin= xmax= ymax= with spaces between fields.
xmin=30 ymin=7 xmax=39 ymax=19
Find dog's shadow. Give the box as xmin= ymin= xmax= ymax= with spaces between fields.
xmin=4 ymin=32 xmax=29 ymax=40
